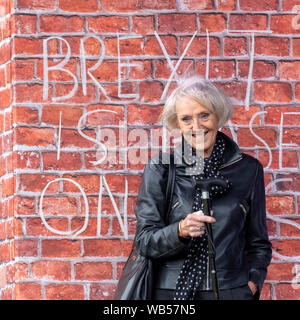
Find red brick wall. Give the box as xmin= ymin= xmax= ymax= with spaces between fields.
xmin=0 ymin=0 xmax=299 ymax=300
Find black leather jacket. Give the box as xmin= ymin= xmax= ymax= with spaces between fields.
xmin=134 ymin=131 xmax=272 ymax=298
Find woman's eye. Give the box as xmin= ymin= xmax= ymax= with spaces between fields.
xmin=182 ymin=117 xmax=192 ymax=123
xmin=200 ymin=113 xmax=209 ymax=120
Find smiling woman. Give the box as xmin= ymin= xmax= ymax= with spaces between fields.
xmin=124 ymin=76 xmax=272 ymax=301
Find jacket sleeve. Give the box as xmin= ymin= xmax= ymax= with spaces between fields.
xmin=245 ymin=160 xmax=272 ymax=297
xmin=134 ymin=157 xmax=188 ymax=260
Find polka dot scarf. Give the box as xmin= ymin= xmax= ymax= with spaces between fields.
xmin=173 ymin=134 xmax=231 ymax=300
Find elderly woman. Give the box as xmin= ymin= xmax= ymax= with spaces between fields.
xmin=134 ymin=77 xmax=272 ymax=300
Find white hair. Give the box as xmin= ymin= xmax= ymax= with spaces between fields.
xmin=160 ymin=77 xmax=233 ymax=130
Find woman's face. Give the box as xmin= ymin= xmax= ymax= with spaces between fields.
xmin=176 ymin=96 xmax=219 ymax=158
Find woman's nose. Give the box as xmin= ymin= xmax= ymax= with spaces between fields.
xmin=192 ymin=117 xmax=202 ymax=130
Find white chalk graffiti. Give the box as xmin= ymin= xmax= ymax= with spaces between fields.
xmin=292 ymin=5 xmax=300 ymax=30
xmin=38 ymin=31 xmax=300 ymax=265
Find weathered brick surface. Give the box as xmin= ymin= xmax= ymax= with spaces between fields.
xmin=0 ymin=0 xmax=299 ymax=300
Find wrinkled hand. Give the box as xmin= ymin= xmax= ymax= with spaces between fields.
xmin=178 ymin=211 xmax=216 ymax=238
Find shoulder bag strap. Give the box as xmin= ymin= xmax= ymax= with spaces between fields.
xmin=165 ymin=153 xmax=176 ymax=222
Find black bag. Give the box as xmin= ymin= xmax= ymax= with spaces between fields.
xmin=114 ymin=155 xmax=176 ymax=300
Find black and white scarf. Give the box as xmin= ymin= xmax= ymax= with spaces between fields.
xmin=173 ymin=134 xmax=231 ymax=300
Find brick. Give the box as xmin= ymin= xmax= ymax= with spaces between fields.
xmin=275 ymin=284 xmax=300 ymax=300
xmin=84 ymin=60 xmax=119 ymax=82
xmin=266 ymin=263 xmax=294 ymax=281
xmin=13 ymin=14 xmax=37 ymax=34
xmin=158 ymin=14 xmax=197 ymax=33
xmin=279 ymin=61 xmax=300 ymax=80
xmin=264 ymin=106 xmax=300 ymax=125
xmin=216 ymin=0 xmax=235 ymax=10
xmin=255 ymin=37 xmax=290 ymax=56
xmin=103 ymin=174 xmax=141 ymax=194
xmin=60 ymin=129 xmax=96 ymax=148
xmin=0 ymin=242 xmax=10 ymax=263
xmin=224 ymin=37 xmax=247 ymax=56
xmin=196 ymin=59 xmax=235 ymax=79
xmin=26 ymin=217 xmax=69 ymax=236
xmin=15 ymin=127 xmax=54 ymax=146
xmin=41 ymin=105 xmax=83 ymax=126
xmin=100 ymin=0 xmax=138 ymax=12
xmin=40 ymin=196 xmax=78 ymax=216
xmin=236 ymin=128 xmax=277 ymax=147
xmin=239 ymin=0 xmax=278 ymax=11
xmin=282 ymin=0 xmax=300 ymax=11
xmin=14 ymin=151 xmax=40 ymax=169
xmin=127 ymin=104 xmax=163 ymax=125
xmin=280 ymin=218 xmax=300 ymax=237
xmin=59 ymin=0 xmax=101 ymax=12
xmin=90 ymin=283 xmax=116 ymax=300
xmin=42 ymin=239 xmax=81 ymax=257
xmin=0 ymin=67 xmax=6 ymax=87
xmin=31 ymin=260 xmax=71 ymax=281
xmin=104 ymin=37 xmax=144 ymax=56
xmin=199 ymin=14 xmax=227 ymax=33
xmin=128 ymin=59 xmax=152 ymax=80
xmin=42 ymin=152 xmax=82 ymax=171
xmin=0 ymin=88 xmax=11 ymax=109
xmin=254 ymin=82 xmax=292 ymax=103
xmin=214 ymin=81 xmax=247 ymax=102
xmin=180 ymin=0 xmax=213 ymax=10
xmin=37 ymin=58 xmax=78 ymax=82
xmin=17 ymin=0 xmax=57 ymax=10
xmin=112 ymin=217 xmax=136 ymax=237
xmin=271 ymin=14 xmax=300 ymax=34
xmin=132 ymin=16 xmax=155 ymax=35
xmin=74 ymin=262 xmax=113 ymax=281
xmin=258 ymin=150 xmax=298 ymax=169
xmin=14 ymin=37 xmax=42 ymax=55
xmin=53 ymin=83 xmax=96 ymax=103
xmin=296 ymin=83 xmax=300 ymax=100
xmin=229 ymin=14 xmax=267 ymax=31
xmin=63 ymin=174 xmax=100 ymax=194
xmin=145 ymin=36 xmax=177 ymax=56
xmin=14 ymin=83 xmax=49 ymax=103
xmin=87 ymin=16 xmax=129 ymax=33
xmin=154 ymin=59 xmax=193 ymax=79
xmin=266 ymin=196 xmax=295 ymax=215
xmin=40 ymin=15 xmax=84 ymax=33
xmin=6 ymin=263 xmax=28 ymax=283
xmin=85 ymin=151 xmax=125 ymax=171
xmin=14 ymin=196 xmax=35 ymax=215
xmin=84 ymin=239 xmax=122 ymax=257
xmin=281 ymin=128 xmax=300 ymax=146
xmin=139 ymin=80 xmax=164 ymax=102
xmin=292 ymin=38 xmax=300 ymax=56
xmin=15 ymin=283 xmax=42 ymax=300
xmin=139 ymin=0 xmax=176 ymax=9
xmin=14 ymin=106 xmax=39 ymax=124
xmin=238 ymin=61 xmax=276 ymax=79
xmin=276 ymin=173 xmax=300 ymax=192
xmin=1 ymin=176 xmax=15 ymax=197
xmin=15 ymin=239 xmax=38 ymax=257
xmin=45 ymin=284 xmax=84 ymax=300
xmin=272 ymin=239 xmax=300 ymax=257
xmin=86 ymin=104 xmax=124 ymax=126
xmin=19 ymin=174 xmax=59 ymax=193
xmin=102 ymin=0 xmax=176 ymax=12
xmin=71 ymin=217 xmax=110 ymax=237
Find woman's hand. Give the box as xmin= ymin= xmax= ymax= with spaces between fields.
xmin=248 ymin=281 xmax=258 ymax=296
xmin=178 ymin=211 xmax=216 ymax=238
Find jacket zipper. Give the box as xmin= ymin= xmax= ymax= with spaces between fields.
xmin=172 ymin=201 xmax=179 ymax=209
